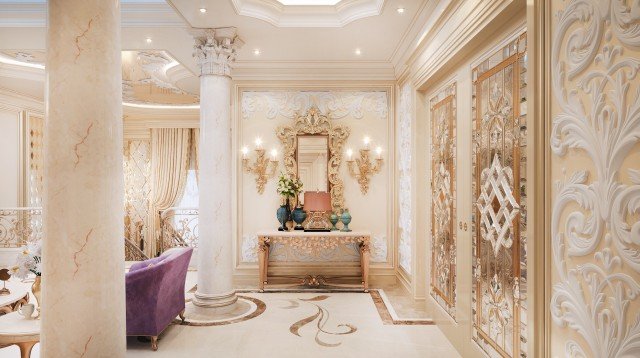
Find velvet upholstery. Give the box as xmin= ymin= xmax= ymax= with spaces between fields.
xmin=125 ymin=247 xmax=193 ymax=337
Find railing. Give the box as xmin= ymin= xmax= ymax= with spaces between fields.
xmin=125 ymin=237 xmax=149 ymax=261
xmin=0 ymin=207 xmax=43 ymax=248
xmin=159 ymin=207 xmax=198 ymax=254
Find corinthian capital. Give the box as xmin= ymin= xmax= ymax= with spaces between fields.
xmin=191 ymin=27 xmax=244 ymax=77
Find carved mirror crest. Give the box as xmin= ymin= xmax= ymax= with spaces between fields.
xmin=276 ymin=107 xmax=350 ymax=213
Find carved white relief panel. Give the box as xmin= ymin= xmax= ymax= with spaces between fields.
xmin=430 ymin=83 xmax=457 ymax=320
xmin=471 ymin=33 xmax=528 ymax=358
xmin=242 ymin=91 xmax=388 ymax=121
xmin=398 ymin=83 xmax=413 ymax=274
xmin=550 ymin=1 xmax=640 ymax=357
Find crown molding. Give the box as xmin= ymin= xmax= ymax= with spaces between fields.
xmin=233 ymin=60 xmax=395 ymax=81
xmin=229 ymin=0 xmax=385 ymax=28
xmin=0 ymin=2 xmax=185 ymax=27
xmin=395 ymin=0 xmax=518 ymax=86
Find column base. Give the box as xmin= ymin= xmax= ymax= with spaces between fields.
xmin=193 ymin=290 xmax=238 ymax=310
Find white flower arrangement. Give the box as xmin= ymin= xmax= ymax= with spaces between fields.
xmin=276 ymin=172 xmax=303 ymax=198
xmin=10 ymin=241 xmax=42 ymax=279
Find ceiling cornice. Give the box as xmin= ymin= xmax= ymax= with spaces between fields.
xmin=229 ymin=0 xmax=385 ymax=28
xmin=0 ymin=2 xmax=185 ymax=27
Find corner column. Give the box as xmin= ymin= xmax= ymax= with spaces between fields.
xmin=43 ymin=0 xmax=125 ymax=356
xmin=192 ymin=28 xmax=243 ymax=309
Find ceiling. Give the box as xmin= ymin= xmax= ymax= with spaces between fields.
xmin=0 ymin=0 xmax=433 ymax=108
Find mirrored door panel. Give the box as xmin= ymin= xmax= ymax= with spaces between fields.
xmin=430 ymin=83 xmax=457 ymax=320
xmin=471 ymin=33 xmax=528 ymax=358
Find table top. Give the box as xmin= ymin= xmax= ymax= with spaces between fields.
xmin=256 ymin=230 xmax=370 ymax=237
xmin=0 ymin=280 xmax=29 ymax=307
xmin=0 ymin=311 xmax=40 ymax=343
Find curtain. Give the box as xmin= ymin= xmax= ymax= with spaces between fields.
xmin=147 ymin=128 xmax=191 ymax=256
xmin=192 ymin=128 xmax=200 ymax=183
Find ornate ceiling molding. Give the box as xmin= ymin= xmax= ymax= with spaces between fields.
xmin=241 ymin=91 xmax=388 ymax=121
xmin=230 ymin=0 xmax=385 ymax=28
xmin=191 ymin=27 xmax=244 ymax=77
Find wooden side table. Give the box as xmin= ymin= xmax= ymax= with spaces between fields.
xmin=0 ymin=311 xmax=39 ymax=358
xmin=257 ymin=231 xmax=370 ymax=292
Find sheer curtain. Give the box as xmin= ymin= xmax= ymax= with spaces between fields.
xmin=147 ymin=128 xmax=191 ymax=256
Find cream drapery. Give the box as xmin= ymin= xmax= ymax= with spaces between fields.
xmin=147 ymin=128 xmax=191 ymax=256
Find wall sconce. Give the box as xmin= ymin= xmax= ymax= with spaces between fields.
xmin=242 ymin=137 xmax=278 ymax=194
xmin=346 ymin=136 xmax=383 ymax=194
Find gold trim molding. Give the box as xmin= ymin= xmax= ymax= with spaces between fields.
xmin=276 ymin=107 xmax=350 ymax=213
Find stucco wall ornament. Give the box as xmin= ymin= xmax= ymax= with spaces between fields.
xmin=550 ymin=1 xmax=640 ymax=357
xmin=242 ymin=91 xmax=388 ymax=121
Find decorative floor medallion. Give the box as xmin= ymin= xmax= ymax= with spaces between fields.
xmin=280 ymin=295 xmax=357 ymax=347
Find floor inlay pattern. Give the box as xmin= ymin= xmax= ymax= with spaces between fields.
xmin=280 ymin=295 xmax=358 ymax=347
xmin=177 ymin=295 xmax=266 ymax=326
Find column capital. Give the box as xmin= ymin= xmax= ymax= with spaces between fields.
xmin=191 ymin=27 xmax=244 ymax=77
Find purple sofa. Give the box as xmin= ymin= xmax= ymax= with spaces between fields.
xmin=126 ymin=247 xmax=193 ymax=350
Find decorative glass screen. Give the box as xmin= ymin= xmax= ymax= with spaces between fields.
xmin=471 ymin=32 xmax=527 ymax=358
xmin=430 ymin=82 xmax=457 ymax=320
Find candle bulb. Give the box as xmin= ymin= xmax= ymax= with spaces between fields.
xmin=270 ymin=149 xmax=278 ymax=161
xmin=241 ymin=146 xmax=249 ymax=158
xmin=363 ymin=136 xmax=371 ymax=149
xmin=346 ymin=148 xmax=353 ymax=160
xmin=254 ymin=137 xmax=263 ymax=149
xmin=376 ymin=146 xmax=382 ymax=159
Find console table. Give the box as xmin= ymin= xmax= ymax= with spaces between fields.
xmin=257 ymin=231 xmax=370 ymax=291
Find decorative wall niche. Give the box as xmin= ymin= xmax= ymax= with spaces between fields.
xmin=471 ymin=32 xmax=528 ymax=358
xmin=430 ymin=82 xmax=457 ymax=320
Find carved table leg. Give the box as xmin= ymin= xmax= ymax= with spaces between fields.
xmin=16 ymin=341 xmax=37 ymax=358
xmin=258 ymin=236 xmax=270 ymax=292
xmin=360 ymin=238 xmax=370 ymax=292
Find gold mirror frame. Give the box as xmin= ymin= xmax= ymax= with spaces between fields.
xmin=276 ymin=106 xmax=350 ymax=213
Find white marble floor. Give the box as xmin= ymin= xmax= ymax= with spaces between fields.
xmin=0 ymin=275 xmax=458 ymax=358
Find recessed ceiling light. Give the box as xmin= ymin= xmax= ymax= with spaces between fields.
xmin=355 ymin=48 xmax=362 ymax=55
xmin=145 ymin=37 xmax=152 ymax=44
xmin=199 ymin=8 xmax=207 ymax=13
xmin=397 ymin=7 xmax=405 ymax=14
xmin=253 ymin=49 xmax=261 ymax=55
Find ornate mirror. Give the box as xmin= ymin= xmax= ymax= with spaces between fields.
xmin=276 ymin=107 xmax=349 ymax=212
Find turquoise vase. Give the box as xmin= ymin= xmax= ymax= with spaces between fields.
xmin=340 ymin=208 xmax=352 ymax=232
xmin=292 ymin=205 xmax=307 ymax=230
xmin=329 ymin=212 xmax=339 ymax=231
xmin=277 ymin=197 xmax=291 ymax=231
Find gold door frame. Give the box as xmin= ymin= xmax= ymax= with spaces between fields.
xmin=471 ymin=32 xmax=527 ymax=358
xmin=430 ymin=83 xmax=457 ymax=319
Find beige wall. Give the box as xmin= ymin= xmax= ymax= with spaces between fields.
xmin=234 ymin=86 xmax=395 ymax=280
xmin=548 ymin=0 xmax=640 ymax=356
xmin=0 ymin=107 xmax=20 ymax=207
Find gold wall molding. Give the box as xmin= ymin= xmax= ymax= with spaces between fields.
xmin=276 ymin=106 xmax=350 ymax=213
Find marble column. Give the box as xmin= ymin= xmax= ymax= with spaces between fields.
xmin=42 ymin=0 xmax=125 ymax=356
xmin=192 ymin=28 xmax=243 ymax=309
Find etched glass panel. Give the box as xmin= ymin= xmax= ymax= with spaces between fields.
xmin=430 ymin=82 xmax=457 ymax=320
xmin=471 ymin=33 xmax=527 ymax=358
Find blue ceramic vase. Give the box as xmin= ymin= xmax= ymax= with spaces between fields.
xmin=292 ymin=206 xmax=307 ymax=230
xmin=277 ymin=197 xmax=291 ymax=231
xmin=329 ymin=212 xmax=339 ymax=231
xmin=340 ymin=208 xmax=352 ymax=232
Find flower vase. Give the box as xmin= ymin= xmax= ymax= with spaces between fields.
xmin=340 ymin=208 xmax=352 ymax=232
xmin=32 ymin=276 xmax=41 ymax=314
xmin=277 ymin=197 xmax=291 ymax=231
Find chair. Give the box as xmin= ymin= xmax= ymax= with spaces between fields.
xmin=125 ymin=247 xmax=193 ymax=350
